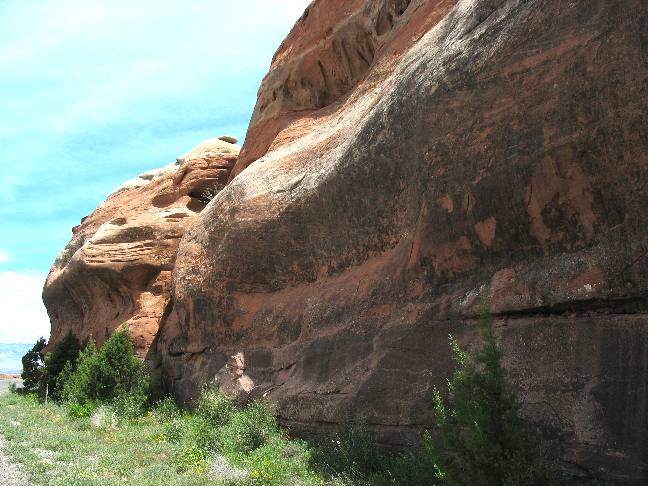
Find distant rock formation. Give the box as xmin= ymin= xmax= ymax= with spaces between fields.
xmin=43 ymin=137 xmax=239 ymax=354
xmin=45 ymin=0 xmax=648 ymax=481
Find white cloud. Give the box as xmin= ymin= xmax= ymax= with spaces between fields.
xmin=0 ymin=251 xmax=10 ymax=264
xmin=0 ymin=272 xmax=50 ymax=343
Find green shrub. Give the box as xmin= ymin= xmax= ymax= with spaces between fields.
xmin=426 ymin=306 xmax=555 ymax=485
xmin=311 ymin=307 xmax=558 ymax=486
xmin=174 ymin=415 xmax=221 ymax=472
xmin=221 ymin=400 xmax=280 ymax=454
xmin=378 ymin=451 xmax=439 ymax=486
xmin=59 ymin=338 xmax=97 ymax=404
xmin=196 ymin=386 xmax=234 ymax=426
xmin=244 ymin=436 xmax=316 ymax=485
xmin=41 ymin=330 xmax=81 ymax=399
xmin=21 ymin=337 xmax=46 ymax=392
xmin=312 ymin=420 xmax=384 ymax=482
xmin=161 ymin=415 xmax=186 ymax=443
xmin=67 ymin=401 xmax=97 ymax=418
xmin=112 ymin=388 xmax=149 ymax=419
xmin=86 ymin=329 xmax=148 ymax=402
xmin=162 ymin=393 xmax=286 ymax=475
xmin=153 ymin=396 xmax=182 ymax=422
xmin=59 ymin=329 xmax=149 ymax=414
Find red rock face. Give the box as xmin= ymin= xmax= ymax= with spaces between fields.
xmin=45 ymin=0 xmax=648 ymax=480
xmin=231 ymin=0 xmax=457 ymax=179
xmin=154 ymin=0 xmax=648 ymax=481
xmin=43 ymin=139 xmax=239 ymax=355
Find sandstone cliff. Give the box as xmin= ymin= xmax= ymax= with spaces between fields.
xmin=43 ymin=137 xmax=239 ymax=354
xmin=45 ymin=0 xmax=648 ymax=481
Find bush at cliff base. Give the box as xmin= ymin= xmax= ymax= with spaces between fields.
xmin=310 ymin=308 xmax=557 ymax=485
xmin=21 ymin=337 xmax=46 ymax=392
xmin=425 ymin=307 xmax=555 ymax=486
xmin=40 ymin=330 xmax=81 ymax=399
xmin=20 ymin=331 xmax=82 ymax=400
xmin=59 ymin=329 xmax=149 ymax=415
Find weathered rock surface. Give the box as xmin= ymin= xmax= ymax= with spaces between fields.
xmin=153 ymin=0 xmax=648 ymax=481
xmin=44 ymin=0 xmax=648 ymax=481
xmin=43 ymin=139 xmax=239 ymax=354
xmin=231 ymin=0 xmax=456 ymax=179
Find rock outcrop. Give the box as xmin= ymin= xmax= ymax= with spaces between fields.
xmin=45 ymin=0 xmax=648 ymax=481
xmin=43 ymin=138 xmax=239 ymax=354
xmin=156 ymin=0 xmax=648 ymax=481
xmin=231 ymin=0 xmax=456 ymax=179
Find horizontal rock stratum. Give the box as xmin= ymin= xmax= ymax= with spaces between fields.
xmin=45 ymin=0 xmax=648 ymax=481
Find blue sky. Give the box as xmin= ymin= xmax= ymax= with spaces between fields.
xmin=0 ymin=0 xmax=311 ymax=344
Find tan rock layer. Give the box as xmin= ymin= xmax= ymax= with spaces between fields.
xmin=44 ymin=144 xmax=239 ymax=355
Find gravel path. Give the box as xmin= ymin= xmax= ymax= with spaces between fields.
xmin=0 ymin=436 xmax=31 ymax=486
xmin=0 ymin=381 xmax=32 ymax=485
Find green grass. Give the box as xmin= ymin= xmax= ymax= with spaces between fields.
xmin=0 ymin=392 xmax=326 ymax=485
xmin=0 ymin=393 xmax=208 ymax=485
xmin=2 ymin=320 xmax=626 ymax=485
xmin=0 ymin=392 xmax=616 ymax=486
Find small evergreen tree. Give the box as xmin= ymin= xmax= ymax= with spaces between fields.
xmin=21 ymin=337 xmax=46 ymax=392
xmin=60 ymin=329 xmax=149 ymax=410
xmin=427 ymin=306 xmax=553 ymax=485
xmin=86 ymin=329 xmax=147 ymax=401
xmin=41 ymin=330 xmax=81 ymax=398
xmin=60 ymin=337 xmax=98 ymax=404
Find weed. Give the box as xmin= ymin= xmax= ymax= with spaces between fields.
xmin=66 ymin=401 xmax=97 ymax=418
xmin=220 ymin=400 xmax=279 ymax=454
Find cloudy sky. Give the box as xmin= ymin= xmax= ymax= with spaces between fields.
xmin=0 ymin=0 xmax=311 ymax=344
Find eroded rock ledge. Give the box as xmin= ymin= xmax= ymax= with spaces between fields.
xmin=43 ymin=137 xmax=240 ymax=354
xmin=231 ymin=0 xmax=458 ymax=178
